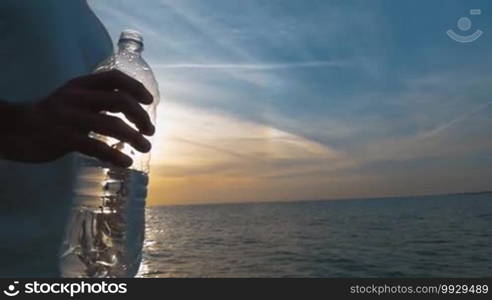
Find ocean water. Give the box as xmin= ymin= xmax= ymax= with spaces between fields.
xmin=137 ymin=194 xmax=492 ymax=278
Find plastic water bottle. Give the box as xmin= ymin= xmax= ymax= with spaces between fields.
xmin=59 ymin=30 xmax=160 ymax=277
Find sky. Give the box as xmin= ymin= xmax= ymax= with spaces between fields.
xmin=88 ymin=0 xmax=492 ymax=206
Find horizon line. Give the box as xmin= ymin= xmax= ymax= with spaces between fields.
xmin=149 ymin=190 xmax=492 ymax=207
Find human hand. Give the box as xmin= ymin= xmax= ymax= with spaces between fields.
xmin=3 ymin=70 xmax=154 ymax=167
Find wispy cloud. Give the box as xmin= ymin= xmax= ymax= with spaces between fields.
xmin=90 ymin=0 xmax=492 ymax=205
xmin=153 ymin=60 xmax=352 ymax=70
xmin=169 ymin=136 xmax=263 ymax=161
xmin=418 ymin=101 xmax=492 ymax=140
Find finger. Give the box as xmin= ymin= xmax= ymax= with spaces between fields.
xmin=72 ymin=90 xmax=155 ymax=135
xmin=69 ymin=70 xmax=153 ymax=104
xmin=69 ymin=135 xmax=133 ymax=168
xmin=69 ymin=112 xmax=151 ymax=153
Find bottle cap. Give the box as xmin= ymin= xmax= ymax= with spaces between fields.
xmin=119 ymin=29 xmax=143 ymax=45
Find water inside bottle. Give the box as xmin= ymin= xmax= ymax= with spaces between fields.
xmin=59 ymin=155 xmax=147 ymax=277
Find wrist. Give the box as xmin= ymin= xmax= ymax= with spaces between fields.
xmin=0 ymin=102 xmax=31 ymax=159
xmin=0 ymin=102 xmax=29 ymax=132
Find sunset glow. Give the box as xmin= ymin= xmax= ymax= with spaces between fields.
xmin=89 ymin=0 xmax=492 ymax=205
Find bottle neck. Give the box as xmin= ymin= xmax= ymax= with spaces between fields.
xmin=118 ymin=40 xmax=143 ymax=55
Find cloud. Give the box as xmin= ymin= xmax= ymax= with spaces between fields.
xmin=88 ymin=0 xmax=492 ymax=205
xmin=153 ymin=60 xmax=352 ymax=70
xmin=417 ymin=101 xmax=492 ymax=140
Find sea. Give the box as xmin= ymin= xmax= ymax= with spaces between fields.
xmin=136 ymin=193 xmax=492 ymax=277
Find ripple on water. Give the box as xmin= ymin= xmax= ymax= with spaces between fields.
xmin=140 ymin=195 xmax=492 ymax=277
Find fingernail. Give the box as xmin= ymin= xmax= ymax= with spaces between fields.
xmin=142 ymin=140 xmax=152 ymax=152
xmin=142 ymin=95 xmax=153 ymax=104
xmin=143 ymin=124 xmax=155 ymax=136
xmin=121 ymin=156 xmax=132 ymax=167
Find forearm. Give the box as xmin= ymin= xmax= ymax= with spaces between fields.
xmin=0 ymin=100 xmax=26 ymax=132
xmin=0 ymin=100 xmax=27 ymax=158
